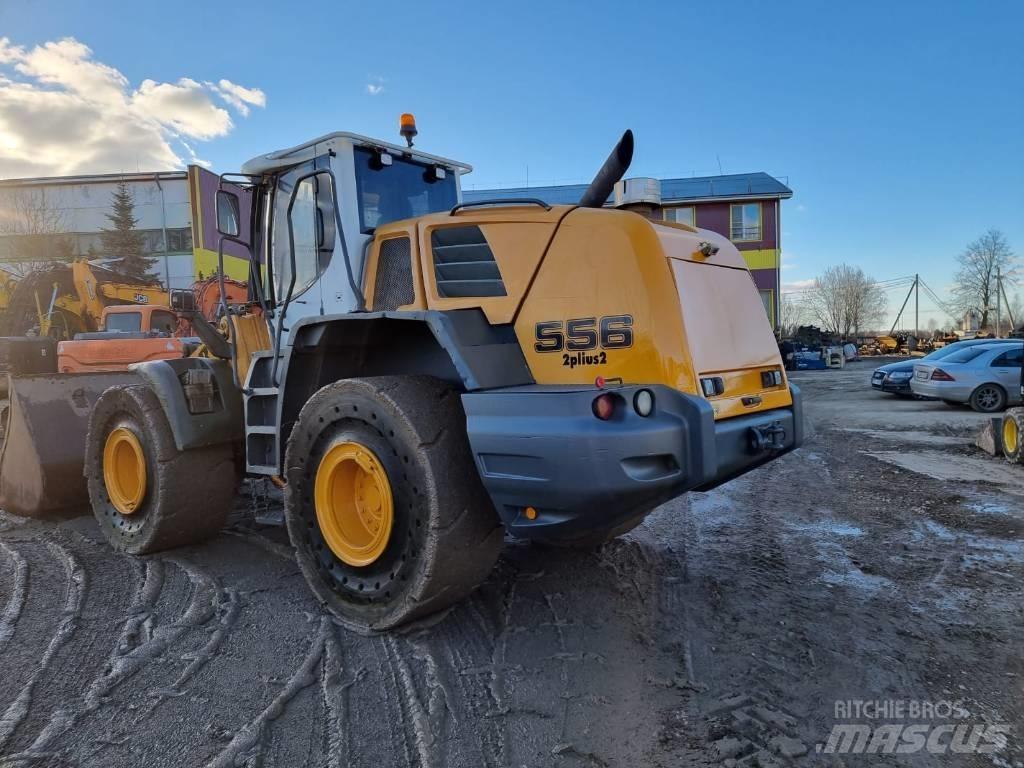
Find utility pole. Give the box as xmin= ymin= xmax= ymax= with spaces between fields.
xmin=996 ymin=266 xmax=1002 ymax=338
xmin=915 ymin=273 xmax=919 ymax=341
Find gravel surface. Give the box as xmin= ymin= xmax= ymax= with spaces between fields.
xmin=0 ymin=361 xmax=1021 ymax=767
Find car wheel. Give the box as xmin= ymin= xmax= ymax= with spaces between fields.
xmin=969 ymin=384 xmax=1007 ymax=413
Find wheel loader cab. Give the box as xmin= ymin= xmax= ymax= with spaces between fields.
xmin=237 ymin=132 xmax=472 ymax=333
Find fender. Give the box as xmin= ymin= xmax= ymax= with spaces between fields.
xmin=246 ymin=309 xmax=534 ymax=475
xmin=131 ymin=357 xmax=244 ymax=451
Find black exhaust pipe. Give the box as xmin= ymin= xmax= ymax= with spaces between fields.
xmin=578 ymin=130 xmax=634 ymax=208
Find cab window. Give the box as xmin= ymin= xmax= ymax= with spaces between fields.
xmin=271 ymin=163 xmax=333 ymax=303
xmin=151 ymin=310 xmax=178 ymax=335
xmin=105 ymin=312 xmax=142 ymax=333
xmin=354 ymin=147 xmax=457 ymax=233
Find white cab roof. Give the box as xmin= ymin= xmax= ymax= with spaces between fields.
xmin=240 ymin=131 xmax=473 ymax=176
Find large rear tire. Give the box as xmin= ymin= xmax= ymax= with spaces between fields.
xmin=85 ymin=385 xmax=237 ymax=554
xmin=283 ymin=376 xmax=503 ymax=633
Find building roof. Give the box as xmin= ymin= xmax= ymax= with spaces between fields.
xmin=0 ymin=171 xmax=188 ymax=188
xmin=462 ymin=171 xmax=792 ymax=206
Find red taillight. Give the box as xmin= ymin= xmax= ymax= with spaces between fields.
xmin=592 ymin=393 xmax=615 ymax=420
xmin=931 ymin=368 xmax=955 ymax=381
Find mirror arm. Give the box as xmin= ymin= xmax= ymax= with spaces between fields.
xmin=216 ymin=233 xmax=259 ymax=389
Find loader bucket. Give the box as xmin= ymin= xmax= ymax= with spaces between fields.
xmin=0 ymin=372 xmax=138 ymax=518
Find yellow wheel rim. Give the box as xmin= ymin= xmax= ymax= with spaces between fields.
xmin=1004 ymin=416 xmax=1019 ymax=456
xmin=314 ymin=441 xmax=394 ymax=567
xmin=103 ymin=427 xmax=147 ymax=515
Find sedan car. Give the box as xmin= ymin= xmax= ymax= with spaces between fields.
xmin=871 ymin=338 xmax=1005 ymax=396
xmin=910 ymin=341 xmax=1024 ymax=412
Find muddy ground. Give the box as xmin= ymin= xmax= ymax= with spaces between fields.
xmin=0 ymin=360 xmax=1021 ymax=767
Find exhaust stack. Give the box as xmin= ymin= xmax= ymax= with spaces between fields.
xmin=578 ymin=130 xmax=635 ymax=208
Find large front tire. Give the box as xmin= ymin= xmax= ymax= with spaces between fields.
xmin=85 ymin=385 xmax=237 ymax=554
xmin=284 ymin=376 xmax=503 ymax=633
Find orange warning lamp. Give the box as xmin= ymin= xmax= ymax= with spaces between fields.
xmin=400 ymin=113 xmax=417 ymax=147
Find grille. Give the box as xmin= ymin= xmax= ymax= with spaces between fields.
xmin=372 ymin=237 xmax=414 ymax=311
xmin=431 ymin=226 xmax=507 ymax=298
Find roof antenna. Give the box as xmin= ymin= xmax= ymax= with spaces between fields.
xmin=716 ymin=154 xmax=723 ymax=175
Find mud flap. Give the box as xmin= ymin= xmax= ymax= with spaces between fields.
xmin=0 ymin=372 xmax=138 ymax=517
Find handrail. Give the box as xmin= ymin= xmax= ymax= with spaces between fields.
xmin=449 ymin=198 xmax=551 ymax=215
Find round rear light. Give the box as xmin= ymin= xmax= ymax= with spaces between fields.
xmin=592 ymin=393 xmax=615 ymax=420
xmin=633 ymin=389 xmax=654 ymax=417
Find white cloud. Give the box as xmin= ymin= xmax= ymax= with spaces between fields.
xmin=782 ymin=278 xmax=815 ymax=294
xmin=0 ymin=36 xmax=265 ymax=177
xmin=366 ymin=76 xmax=385 ymax=96
xmin=210 ymin=78 xmax=266 ymax=116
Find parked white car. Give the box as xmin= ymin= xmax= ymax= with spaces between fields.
xmin=910 ymin=341 xmax=1024 ymax=412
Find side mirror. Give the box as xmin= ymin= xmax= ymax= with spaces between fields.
xmin=216 ymin=190 xmax=241 ymax=238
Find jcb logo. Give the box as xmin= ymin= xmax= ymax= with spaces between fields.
xmin=534 ymin=315 xmax=633 ymax=353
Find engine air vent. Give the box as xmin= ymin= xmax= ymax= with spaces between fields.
xmin=372 ymin=236 xmax=414 ymax=311
xmin=431 ymin=225 xmax=507 ymax=298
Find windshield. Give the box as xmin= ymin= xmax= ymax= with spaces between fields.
xmin=104 ymin=312 xmax=142 ymax=333
xmin=353 ymin=147 xmax=457 ymax=233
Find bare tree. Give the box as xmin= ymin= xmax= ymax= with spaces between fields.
xmin=952 ymin=229 xmax=1016 ymax=329
xmin=0 ymin=188 xmax=75 ymax=276
xmin=806 ymin=264 xmax=887 ymax=339
xmin=778 ymin=292 xmax=811 ymax=338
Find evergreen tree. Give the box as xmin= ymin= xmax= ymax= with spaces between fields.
xmin=100 ymin=181 xmax=156 ymax=281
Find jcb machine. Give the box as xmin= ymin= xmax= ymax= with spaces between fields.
xmin=5 ymin=120 xmax=803 ymax=631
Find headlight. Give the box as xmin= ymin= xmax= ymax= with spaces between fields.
xmin=888 ymin=371 xmax=912 ymax=380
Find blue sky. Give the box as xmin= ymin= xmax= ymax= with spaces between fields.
xmin=1 ymin=0 xmax=1022 ymax=324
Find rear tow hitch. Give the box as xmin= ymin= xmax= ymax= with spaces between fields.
xmin=748 ymin=421 xmax=787 ymax=453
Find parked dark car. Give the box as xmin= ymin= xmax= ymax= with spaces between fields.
xmin=871 ymin=339 xmax=1005 ymax=396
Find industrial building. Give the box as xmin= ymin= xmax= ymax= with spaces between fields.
xmin=464 ymin=172 xmax=792 ymax=328
xmin=0 ymin=171 xmax=196 ymax=290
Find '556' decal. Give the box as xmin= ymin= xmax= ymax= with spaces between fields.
xmin=534 ymin=315 xmax=633 ymax=353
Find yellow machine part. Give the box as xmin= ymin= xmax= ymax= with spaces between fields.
xmin=225 ymin=312 xmax=271 ymax=385
xmin=369 ymin=205 xmax=791 ymax=421
xmin=71 ymin=260 xmax=170 ymax=331
xmin=314 ymin=440 xmax=394 ymax=567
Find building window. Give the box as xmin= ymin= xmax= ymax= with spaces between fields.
xmin=730 ymin=203 xmax=761 ymax=241
xmin=166 ymin=228 xmax=193 ymax=253
xmin=759 ymin=289 xmax=774 ymax=325
xmin=663 ymin=206 xmax=695 ymax=227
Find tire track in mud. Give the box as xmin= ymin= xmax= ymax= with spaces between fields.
xmin=204 ymin=617 xmax=330 ymax=768
xmin=0 ymin=541 xmax=27 ymax=655
xmin=0 ymin=542 xmax=85 ymax=753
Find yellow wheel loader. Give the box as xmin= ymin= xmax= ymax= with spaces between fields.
xmin=3 ymin=121 xmax=803 ymax=631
